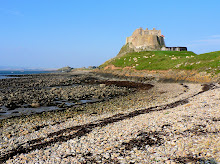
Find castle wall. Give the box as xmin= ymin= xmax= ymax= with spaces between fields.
xmin=162 ymin=47 xmax=187 ymax=51
xmin=126 ymin=28 xmax=165 ymax=51
xmin=157 ymin=36 xmax=166 ymax=47
xmin=126 ymin=27 xmax=164 ymax=51
xmin=125 ymin=27 xmax=186 ymax=52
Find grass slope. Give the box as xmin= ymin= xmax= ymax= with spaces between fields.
xmin=100 ymin=51 xmax=220 ymax=74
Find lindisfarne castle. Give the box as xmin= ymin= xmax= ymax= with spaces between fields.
xmin=125 ymin=27 xmax=187 ymax=52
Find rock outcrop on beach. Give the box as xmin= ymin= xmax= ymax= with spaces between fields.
xmin=1 ymin=73 xmax=149 ymax=119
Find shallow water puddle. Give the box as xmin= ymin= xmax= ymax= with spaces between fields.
xmin=0 ymin=98 xmax=102 ymax=120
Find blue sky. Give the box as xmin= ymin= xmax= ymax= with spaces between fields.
xmin=0 ymin=0 xmax=220 ymax=69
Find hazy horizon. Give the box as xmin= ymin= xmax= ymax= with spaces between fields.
xmin=1 ymin=0 xmax=220 ymax=69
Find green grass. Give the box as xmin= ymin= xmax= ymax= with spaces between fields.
xmin=100 ymin=51 xmax=220 ymax=74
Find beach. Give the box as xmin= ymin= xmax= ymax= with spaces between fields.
xmin=0 ymin=71 xmax=219 ymax=163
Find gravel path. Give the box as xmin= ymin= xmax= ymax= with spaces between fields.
xmin=0 ymin=82 xmax=219 ymax=163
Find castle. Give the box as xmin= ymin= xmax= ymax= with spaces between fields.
xmin=125 ymin=27 xmax=187 ymax=52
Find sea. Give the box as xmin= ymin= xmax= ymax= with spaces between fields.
xmin=0 ymin=70 xmax=54 ymax=79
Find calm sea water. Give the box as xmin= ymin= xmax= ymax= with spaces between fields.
xmin=0 ymin=70 xmax=54 ymax=79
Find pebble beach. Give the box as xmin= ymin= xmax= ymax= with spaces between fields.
xmin=0 ymin=72 xmax=220 ymax=163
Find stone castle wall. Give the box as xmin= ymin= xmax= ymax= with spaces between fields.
xmin=126 ymin=27 xmax=165 ymax=51
xmin=162 ymin=47 xmax=187 ymax=51
xmin=125 ymin=27 xmax=187 ymax=52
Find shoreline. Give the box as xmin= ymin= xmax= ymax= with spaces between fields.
xmin=0 ymin=71 xmax=152 ymax=120
xmin=94 ymin=67 xmax=220 ymax=83
xmin=0 ymin=71 xmax=219 ymax=163
xmin=0 ymin=70 xmax=55 ymax=79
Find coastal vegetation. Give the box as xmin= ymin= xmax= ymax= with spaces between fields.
xmin=100 ymin=51 xmax=220 ymax=74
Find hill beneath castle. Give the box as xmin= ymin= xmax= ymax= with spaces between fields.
xmin=97 ymin=27 xmax=219 ymax=83
xmin=98 ymin=50 xmax=220 ymax=83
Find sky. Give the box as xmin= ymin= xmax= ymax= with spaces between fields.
xmin=0 ymin=0 xmax=220 ymax=69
